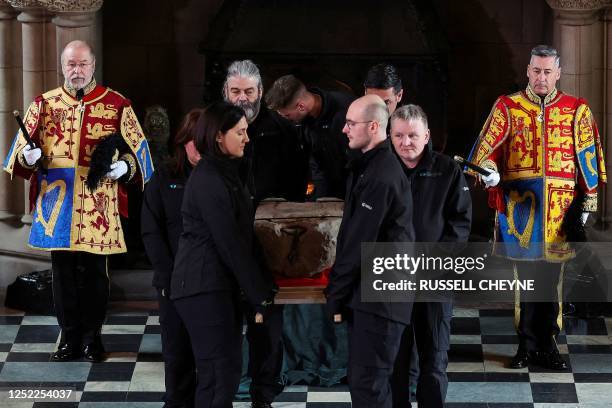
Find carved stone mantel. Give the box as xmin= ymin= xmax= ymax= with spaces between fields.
xmin=546 ymin=0 xmax=612 ymax=24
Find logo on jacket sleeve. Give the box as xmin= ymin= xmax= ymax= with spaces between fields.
xmin=361 ymin=202 xmax=373 ymax=210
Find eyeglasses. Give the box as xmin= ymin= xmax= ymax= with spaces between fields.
xmin=345 ymin=120 xmax=373 ymax=129
xmin=65 ymin=62 xmax=92 ymax=71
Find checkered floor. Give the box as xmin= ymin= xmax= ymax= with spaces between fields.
xmin=0 ymin=303 xmax=611 ymax=407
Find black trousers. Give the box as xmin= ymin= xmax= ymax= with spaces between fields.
xmin=158 ymin=289 xmax=196 ymax=408
xmin=244 ymin=303 xmax=284 ymax=403
xmin=391 ymin=302 xmax=452 ymax=408
xmin=347 ymin=309 xmax=407 ymax=408
xmin=51 ymin=251 xmax=109 ymax=347
xmin=515 ymin=261 xmax=563 ymax=352
xmin=174 ymin=291 xmax=243 ymax=408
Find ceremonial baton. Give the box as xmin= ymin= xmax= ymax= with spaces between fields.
xmin=453 ymin=155 xmax=492 ymax=176
xmin=13 ymin=110 xmax=35 ymax=148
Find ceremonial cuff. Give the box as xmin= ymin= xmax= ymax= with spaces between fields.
xmin=583 ymin=193 xmax=597 ymax=212
xmin=119 ymin=153 xmax=137 ymax=182
xmin=17 ymin=149 xmax=37 ymax=170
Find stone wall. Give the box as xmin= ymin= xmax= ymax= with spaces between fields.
xmin=102 ymin=0 xmax=223 ymax=130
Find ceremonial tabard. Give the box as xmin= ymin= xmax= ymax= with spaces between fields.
xmin=468 ymin=85 xmax=606 ymax=261
xmin=3 ymin=81 xmax=153 ymax=254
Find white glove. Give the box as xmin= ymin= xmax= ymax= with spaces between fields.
xmin=22 ymin=144 xmax=41 ymax=166
xmin=105 ymin=161 xmax=128 ymax=180
xmin=481 ymin=170 xmax=500 ymax=188
xmin=581 ymin=212 xmax=589 ymax=226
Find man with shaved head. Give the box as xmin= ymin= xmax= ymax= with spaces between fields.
xmin=325 ymin=95 xmax=415 ymax=407
xmin=4 ymin=40 xmax=153 ymax=363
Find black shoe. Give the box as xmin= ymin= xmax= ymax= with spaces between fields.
xmin=539 ymin=350 xmax=568 ymax=370
xmin=251 ymin=402 xmax=273 ymax=408
xmin=509 ymin=349 xmax=532 ymax=369
xmin=83 ymin=342 xmax=105 ymax=362
xmin=51 ymin=343 xmax=83 ymax=361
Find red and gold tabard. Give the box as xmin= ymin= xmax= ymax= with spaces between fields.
xmin=3 ymin=81 xmax=154 ymax=254
xmin=468 ymin=86 xmax=606 ymax=261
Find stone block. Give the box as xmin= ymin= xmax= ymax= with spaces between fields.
xmin=255 ymin=200 xmax=343 ymax=278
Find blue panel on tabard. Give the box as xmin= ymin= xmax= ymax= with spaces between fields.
xmin=2 ymin=131 xmax=20 ymax=169
xmin=29 ymin=168 xmax=74 ymax=249
xmin=577 ymin=144 xmax=599 ymax=190
xmin=136 ymin=141 xmax=154 ymax=183
xmin=496 ymin=179 xmax=543 ymax=259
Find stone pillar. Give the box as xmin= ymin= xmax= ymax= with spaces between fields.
xmin=9 ymin=1 xmax=50 ymax=110
xmin=605 ymin=6 xmax=612 ymax=223
xmin=44 ymin=11 xmax=56 ymax=87
xmin=547 ymin=0 xmax=612 ymax=224
xmin=0 ymin=1 xmax=23 ymax=219
xmin=546 ymin=0 xmax=605 ymax=103
xmin=592 ymin=19 xmax=605 ymax=127
xmin=37 ymin=0 xmax=103 ymax=85
xmin=8 ymin=0 xmax=52 ymax=223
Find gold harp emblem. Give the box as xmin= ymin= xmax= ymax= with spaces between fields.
xmin=506 ymin=190 xmax=536 ymax=249
xmin=36 ymin=179 xmax=67 ymax=237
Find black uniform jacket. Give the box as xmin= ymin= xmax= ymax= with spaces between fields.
xmin=325 ymin=139 xmax=415 ymax=324
xmin=141 ymin=164 xmax=189 ymax=291
xmin=243 ymin=105 xmax=309 ymax=203
xmin=402 ymin=146 xmax=472 ymax=242
xmin=170 ymin=156 xmax=273 ymax=305
xmin=301 ymin=87 xmax=355 ymax=200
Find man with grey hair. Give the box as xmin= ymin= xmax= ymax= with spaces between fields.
xmin=223 ymin=59 xmax=263 ymax=122
xmin=222 ymin=60 xmax=308 ymax=408
xmin=325 ymin=94 xmax=414 ymax=408
xmin=223 ymin=60 xmax=308 ymax=203
xmin=3 ymin=40 xmax=153 ymax=363
xmin=389 ymin=104 xmax=471 ymax=408
xmin=468 ymin=44 xmax=606 ymax=370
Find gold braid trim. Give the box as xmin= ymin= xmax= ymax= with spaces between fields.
xmin=64 ymin=78 xmax=97 ymax=98
xmin=583 ymin=193 xmax=597 ymax=212
xmin=120 ymin=153 xmax=137 ymax=181
xmin=525 ymin=84 xmax=557 ymax=105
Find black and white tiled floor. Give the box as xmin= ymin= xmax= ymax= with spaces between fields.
xmin=0 ymin=302 xmax=611 ymax=407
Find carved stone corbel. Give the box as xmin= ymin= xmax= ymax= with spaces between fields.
xmin=546 ymin=0 xmax=612 ymax=24
xmin=0 ymin=0 xmax=19 ymax=19
xmin=6 ymin=0 xmax=48 ymax=23
xmin=37 ymin=0 xmax=102 ymax=27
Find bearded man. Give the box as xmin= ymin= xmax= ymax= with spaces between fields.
xmin=223 ymin=60 xmax=307 ymax=203
xmin=222 ymin=59 xmax=310 ymax=408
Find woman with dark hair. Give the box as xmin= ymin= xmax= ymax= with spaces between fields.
xmin=141 ymin=108 xmax=203 ymax=408
xmin=171 ymin=101 xmax=276 ymax=408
